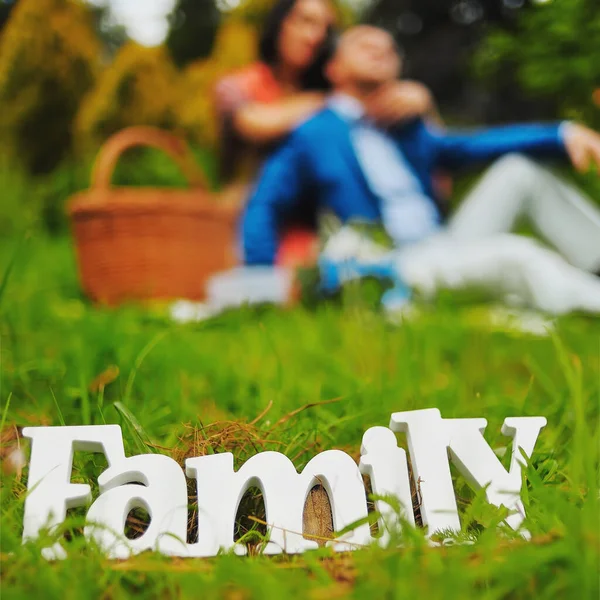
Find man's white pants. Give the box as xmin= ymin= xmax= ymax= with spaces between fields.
xmin=448 ymin=153 xmax=600 ymax=271
xmin=394 ymin=154 xmax=600 ymax=315
xmin=397 ymin=234 xmax=600 ymax=315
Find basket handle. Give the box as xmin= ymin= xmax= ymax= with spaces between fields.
xmin=91 ymin=126 xmax=209 ymax=190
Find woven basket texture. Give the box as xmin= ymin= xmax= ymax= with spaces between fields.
xmin=68 ymin=127 xmax=238 ymax=305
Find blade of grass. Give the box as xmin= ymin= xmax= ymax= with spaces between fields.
xmin=0 ymin=234 xmax=27 ymax=308
xmin=49 ymin=387 xmax=66 ymax=426
xmin=79 ymin=371 xmax=91 ymax=426
xmin=114 ymin=401 xmax=156 ymax=455
xmin=1 ymin=392 xmax=12 ymax=432
xmin=124 ymin=330 xmax=170 ymax=402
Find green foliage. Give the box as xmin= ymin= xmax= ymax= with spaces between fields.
xmin=75 ymin=43 xmax=181 ymax=151
xmin=0 ymin=231 xmax=599 ymax=597
xmin=474 ymin=0 xmax=600 ymax=127
xmin=0 ymin=0 xmax=102 ymax=173
xmin=0 ymin=147 xmax=218 ymax=237
xmin=176 ymin=19 xmax=260 ymax=148
xmin=0 ymin=161 xmax=39 ymax=236
xmin=0 ymin=0 xmax=15 ymax=29
xmin=166 ymin=0 xmax=222 ymax=67
xmin=0 ymin=0 xmax=361 ymax=186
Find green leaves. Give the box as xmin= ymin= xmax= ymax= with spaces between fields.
xmin=473 ymin=0 xmax=600 ymax=128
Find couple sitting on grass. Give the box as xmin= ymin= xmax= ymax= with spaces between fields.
xmin=215 ymin=0 xmax=600 ymax=317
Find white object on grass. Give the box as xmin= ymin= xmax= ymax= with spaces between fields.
xmin=359 ymin=427 xmax=414 ymax=546
xmin=389 ymin=409 xmax=546 ymax=538
xmin=21 ymin=425 xmax=126 ymax=560
xmin=205 ymin=266 xmax=294 ymax=312
xmin=85 ymin=454 xmax=189 ymax=559
xmin=321 ymin=226 xmax=389 ymax=263
xmin=22 ymin=409 xmax=547 ymax=559
xmin=170 ymin=300 xmax=216 ymax=323
xmin=186 ymin=447 xmax=372 ymax=556
xmin=170 ymin=267 xmax=295 ymax=323
xmin=485 ymin=305 xmax=555 ymax=337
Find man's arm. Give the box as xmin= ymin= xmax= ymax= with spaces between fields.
xmin=241 ymin=137 xmax=310 ymax=266
xmin=431 ymin=122 xmax=568 ymax=170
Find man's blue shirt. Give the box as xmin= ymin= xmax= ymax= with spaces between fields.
xmin=329 ymin=93 xmax=442 ymax=245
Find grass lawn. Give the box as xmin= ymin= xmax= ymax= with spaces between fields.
xmin=0 ymin=234 xmax=599 ymax=599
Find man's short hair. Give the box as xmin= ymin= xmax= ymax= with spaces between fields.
xmin=328 ymin=25 xmax=405 ymax=61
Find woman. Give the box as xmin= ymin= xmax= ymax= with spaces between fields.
xmin=215 ymin=0 xmax=440 ymax=266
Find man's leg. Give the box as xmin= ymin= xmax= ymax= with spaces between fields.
xmin=448 ymin=154 xmax=600 ymax=272
xmin=396 ymin=233 xmax=600 ymax=315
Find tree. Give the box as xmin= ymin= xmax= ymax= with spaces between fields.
xmin=166 ymin=0 xmax=221 ymax=67
xmin=0 ymin=0 xmax=102 ymax=173
xmin=0 ymin=0 xmax=16 ymax=31
xmin=362 ymin=0 xmax=532 ymax=122
xmin=177 ymin=19 xmax=259 ymax=148
xmin=229 ymin=0 xmax=355 ymax=29
xmin=474 ymin=0 xmax=600 ymax=128
xmin=75 ymin=43 xmax=181 ymax=150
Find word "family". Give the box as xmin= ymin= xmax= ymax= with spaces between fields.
xmin=22 ymin=408 xmax=546 ymax=560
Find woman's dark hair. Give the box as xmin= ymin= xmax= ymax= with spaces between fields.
xmin=258 ymin=0 xmax=336 ymax=91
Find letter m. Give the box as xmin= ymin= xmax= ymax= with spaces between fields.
xmin=185 ymin=450 xmax=371 ymax=556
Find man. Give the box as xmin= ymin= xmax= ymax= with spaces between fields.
xmin=241 ymin=26 xmax=600 ymax=314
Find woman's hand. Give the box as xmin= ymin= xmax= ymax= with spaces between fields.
xmin=366 ymin=81 xmax=442 ymax=127
xmin=280 ymin=92 xmax=327 ymax=128
xmin=234 ymin=92 xmax=326 ymax=144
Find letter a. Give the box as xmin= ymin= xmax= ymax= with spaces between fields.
xmin=85 ymin=454 xmax=189 ymax=559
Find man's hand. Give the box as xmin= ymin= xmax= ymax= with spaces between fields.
xmin=563 ymin=123 xmax=600 ymax=174
xmin=365 ymin=81 xmax=441 ymax=127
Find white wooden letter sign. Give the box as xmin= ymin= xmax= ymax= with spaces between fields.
xmin=21 ymin=409 xmax=546 ymax=559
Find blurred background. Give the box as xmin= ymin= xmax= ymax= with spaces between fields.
xmin=0 ymin=0 xmax=598 ymax=237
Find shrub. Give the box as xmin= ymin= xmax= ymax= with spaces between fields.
xmin=75 ymin=43 xmax=181 ymax=152
xmin=474 ymin=0 xmax=600 ymax=128
xmin=0 ymin=0 xmax=101 ymax=173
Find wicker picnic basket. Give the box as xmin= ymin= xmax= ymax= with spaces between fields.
xmin=68 ymin=127 xmax=239 ymax=305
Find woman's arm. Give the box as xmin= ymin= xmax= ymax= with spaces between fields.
xmin=215 ymin=71 xmax=326 ymax=146
xmin=232 ymin=93 xmax=326 ymax=144
xmin=366 ymin=80 xmax=443 ymax=128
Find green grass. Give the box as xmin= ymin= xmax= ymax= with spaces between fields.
xmin=1 ymin=233 xmax=599 ymax=599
